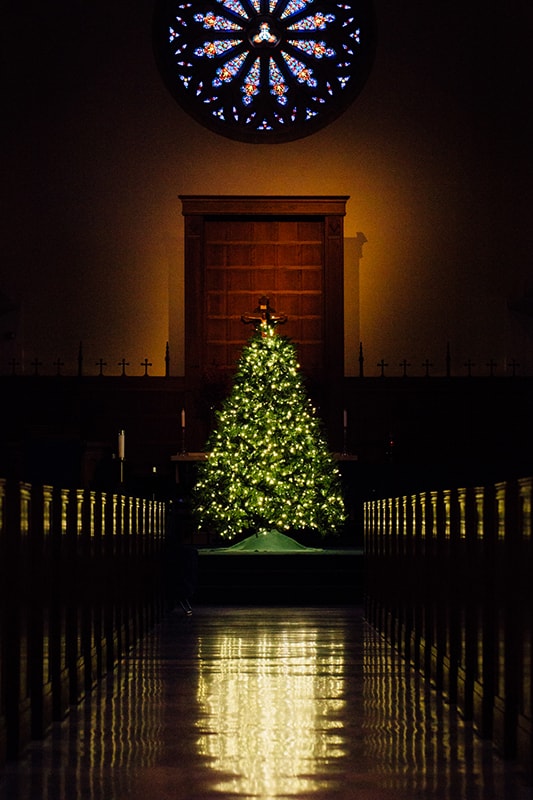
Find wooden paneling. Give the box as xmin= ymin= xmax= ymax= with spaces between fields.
xmin=181 ymin=196 xmax=347 ymax=384
xmin=204 ymin=216 xmax=324 ymax=373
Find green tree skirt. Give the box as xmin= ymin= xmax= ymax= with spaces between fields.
xmin=222 ymin=529 xmax=321 ymax=552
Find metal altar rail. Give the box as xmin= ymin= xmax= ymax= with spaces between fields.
xmin=364 ymin=477 xmax=533 ymax=778
xmin=0 ymin=480 xmax=167 ymax=765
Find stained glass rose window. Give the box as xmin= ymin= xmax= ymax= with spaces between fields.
xmin=153 ymin=0 xmax=375 ymax=143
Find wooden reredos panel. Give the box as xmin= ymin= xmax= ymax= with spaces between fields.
xmin=181 ymin=196 xmax=347 ymax=385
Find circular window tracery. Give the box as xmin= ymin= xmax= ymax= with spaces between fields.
xmin=153 ymin=0 xmax=376 ymax=143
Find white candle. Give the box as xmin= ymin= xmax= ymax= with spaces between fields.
xmin=118 ymin=429 xmax=125 ymax=460
xmin=181 ymin=408 xmax=186 ymax=428
xmin=343 ymin=409 xmax=348 ymax=428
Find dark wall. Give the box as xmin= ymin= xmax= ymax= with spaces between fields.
xmin=1 ymin=375 xmax=531 ymax=498
xmin=2 ymin=0 xmax=533 ymax=373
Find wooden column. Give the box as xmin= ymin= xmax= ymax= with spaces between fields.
xmin=0 ymin=479 xmax=6 ymax=764
xmin=492 ymin=480 xmax=521 ymax=758
xmin=65 ymin=489 xmax=86 ymax=706
xmin=50 ymin=487 xmax=70 ymax=721
xmin=4 ymin=482 xmax=32 ymax=758
xmin=516 ymin=477 xmax=533 ymax=776
xmin=29 ymin=484 xmax=54 ymax=739
xmin=456 ymin=485 xmax=478 ymax=720
xmin=441 ymin=487 xmax=460 ymax=704
xmin=472 ymin=483 xmax=496 ymax=739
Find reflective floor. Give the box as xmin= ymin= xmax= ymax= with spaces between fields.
xmin=1 ymin=606 xmax=532 ymax=800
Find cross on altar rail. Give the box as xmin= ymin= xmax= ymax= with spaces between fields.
xmin=464 ymin=359 xmax=475 ymax=377
xmin=507 ymin=359 xmax=520 ymax=377
xmin=486 ymin=359 xmax=497 ymax=377
xmin=422 ymin=359 xmax=433 ymax=377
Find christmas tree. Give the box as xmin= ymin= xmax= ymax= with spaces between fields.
xmin=194 ymin=310 xmax=346 ymax=542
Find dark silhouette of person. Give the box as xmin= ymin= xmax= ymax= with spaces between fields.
xmin=165 ymin=498 xmax=198 ymax=615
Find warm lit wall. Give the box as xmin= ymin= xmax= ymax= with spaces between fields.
xmin=2 ymin=1 xmax=532 ymax=377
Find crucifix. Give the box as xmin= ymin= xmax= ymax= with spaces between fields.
xmin=241 ymin=296 xmax=287 ymax=331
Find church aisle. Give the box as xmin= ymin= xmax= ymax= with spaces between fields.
xmin=0 ymin=606 xmax=531 ymax=800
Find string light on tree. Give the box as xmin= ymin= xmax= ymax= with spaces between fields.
xmin=194 ymin=298 xmax=346 ymax=541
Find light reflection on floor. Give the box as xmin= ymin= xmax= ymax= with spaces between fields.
xmin=195 ymin=619 xmax=348 ymax=797
xmin=0 ymin=606 xmax=531 ymax=800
